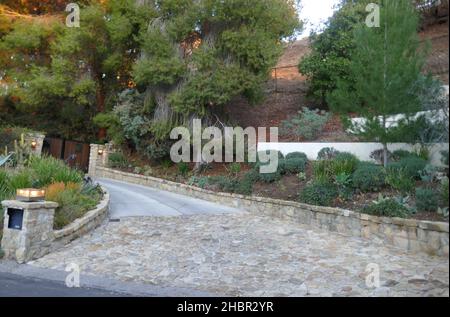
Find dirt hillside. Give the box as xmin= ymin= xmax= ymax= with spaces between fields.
xmin=226 ymin=19 xmax=449 ymax=142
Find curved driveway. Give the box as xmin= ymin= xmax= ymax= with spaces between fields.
xmin=97 ymin=178 xmax=240 ymax=219
xmin=27 ymin=177 xmax=449 ymax=297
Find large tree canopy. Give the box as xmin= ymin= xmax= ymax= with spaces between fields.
xmin=0 ymin=0 xmax=153 ymax=141
xmin=131 ymin=0 xmax=301 ymax=140
xmin=0 ymin=0 xmax=90 ymax=15
xmin=2 ymin=0 xmax=300 ymax=144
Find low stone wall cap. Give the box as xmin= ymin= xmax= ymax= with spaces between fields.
xmin=1 ymin=200 xmax=59 ymax=210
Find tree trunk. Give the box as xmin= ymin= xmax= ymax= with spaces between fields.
xmin=383 ymin=142 xmax=389 ymax=168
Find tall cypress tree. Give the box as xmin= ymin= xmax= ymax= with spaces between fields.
xmin=328 ymin=0 xmax=429 ymax=167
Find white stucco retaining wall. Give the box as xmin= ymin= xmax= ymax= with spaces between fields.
xmin=258 ymin=142 xmax=449 ymax=167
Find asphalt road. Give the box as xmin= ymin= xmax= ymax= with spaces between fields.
xmin=0 ymin=272 xmax=129 ymax=297
xmin=0 ymin=261 xmax=217 ymax=297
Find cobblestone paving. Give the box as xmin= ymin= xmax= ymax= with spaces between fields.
xmin=31 ymin=213 xmax=449 ymax=297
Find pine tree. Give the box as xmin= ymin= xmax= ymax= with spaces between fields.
xmin=132 ymin=0 xmax=301 ymax=141
xmin=328 ymin=0 xmax=429 ymax=167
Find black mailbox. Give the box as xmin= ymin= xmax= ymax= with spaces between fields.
xmin=7 ymin=208 xmax=24 ymax=230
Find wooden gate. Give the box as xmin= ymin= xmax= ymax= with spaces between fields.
xmin=42 ymin=138 xmax=90 ymax=172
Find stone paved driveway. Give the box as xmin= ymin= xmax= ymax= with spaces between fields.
xmin=30 ymin=212 xmax=449 ymax=297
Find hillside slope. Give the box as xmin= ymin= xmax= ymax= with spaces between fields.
xmin=226 ymin=20 xmax=449 ymax=142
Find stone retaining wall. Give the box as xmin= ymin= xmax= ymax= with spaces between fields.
xmin=50 ymin=189 xmax=110 ymax=251
xmin=1 ymin=189 xmax=109 ymax=263
xmin=96 ymin=167 xmax=449 ymax=257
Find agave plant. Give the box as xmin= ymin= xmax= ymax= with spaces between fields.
xmin=419 ymin=164 xmax=438 ymax=183
xmin=437 ymin=207 xmax=449 ymax=218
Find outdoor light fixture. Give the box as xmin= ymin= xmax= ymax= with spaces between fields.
xmin=30 ymin=140 xmax=37 ymax=149
xmin=16 ymin=188 xmax=46 ymax=202
xmin=97 ymin=149 xmax=104 ymax=155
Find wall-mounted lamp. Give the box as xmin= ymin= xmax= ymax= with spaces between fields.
xmin=16 ymin=188 xmax=46 ymax=202
xmin=30 ymin=140 xmax=37 ymax=150
xmin=97 ymin=149 xmax=104 ymax=156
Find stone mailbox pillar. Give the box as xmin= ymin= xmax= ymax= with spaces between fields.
xmin=1 ymin=200 xmax=58 ymax=263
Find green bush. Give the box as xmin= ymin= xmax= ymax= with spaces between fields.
xmin=392 ymin=150 xmax=416 ymax=161
xmin=312 ymin=153 xmax=358 ymax=183
xmin=335 ymin=172 xmax=354 ymax=200
xmin=281 ymin=107 xmax=331 ymax=141
xmin=415 ymin=187 xmax=439 ymax=212
xmin=208 ymin=172 xmax=256 ymax=195
xmin=234 ymin=176 xmax=254 ymax=196
xmin=177 ymin=162 xmax=189 ymax=177
xmin=285 ymin=152 xmax=308 ymax=161
xmin=317 ymin=147 xmax=340 ymax=160
xmin=387 ymin=157 xmax=427 ymax=179
xmin=209 ymin=176 xmax=238 ymax=193
xmin=0 ymin=170 xmax=12 ymax=201
xmin=1 ymin=157 xmax=83 ymax=196
xmin=0 ymin=157 xmax=100 ymax=230
xmin=299 ymin=182 xmax=338 ymax=206
xmin=362 ymin=199 xmax=411 ymax=218
xmin=258 ymin=169 xmax=282 ymax=183
xmin=108 ymin=152 xmax=129 ymax=169
xmin=313 ymin=160 xmax=335 ymax=183
xmin=332 ymin=152 xmax=359 ymax=175
xmin=8 ymin=170 xmax=33 ymax=192
xmin=254 ymin=150 xmax=284 ymax=166
xmin=140 ymin=141 xmax=171 ymax=161
xmin=283 ymin=157 xmax=308 ymax=174
xmin=243 ymin=169 xmax=260 ymax=184
xmin=253 ymin=150 xmax=285 ymax=182
xmin=228 ymin=162 xmax=242 ymax=176
xmin=385 ymin=168 xmax=416 ymax=194
xmin=188 ymin=176 xmax=209 ymax=189
xmin=53 ymin=187 xmax=101 ymax=230
xmin=352 ymin=163 xmax=386 ymax=192
xmin=28 ymin=156 xmax=83 ymax=187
